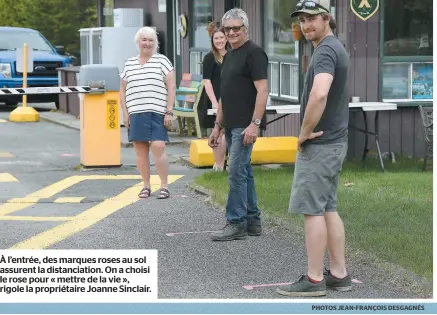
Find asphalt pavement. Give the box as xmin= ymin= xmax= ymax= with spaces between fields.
xmin=0 ymin=103 xmax=431 ymax=300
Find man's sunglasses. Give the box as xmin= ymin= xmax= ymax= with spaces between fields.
xmin=223 ymin=25 xmax=244 ymax=33
xmin=295 ymin=0 xmax=329 ymax=12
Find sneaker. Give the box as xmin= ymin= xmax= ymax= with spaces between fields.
xmin=247 ymin=224 xmax=262 ymax=236
xmin=277 ymin=275 xmax=326 ymax=297
xmin=324 ymin=269 xmax=352 ymax=291
xmin=210 ymin=222 xmax=247 ymax=241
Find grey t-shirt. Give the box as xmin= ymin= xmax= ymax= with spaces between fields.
xmin=300 ymin=35 xmax=350 ymax=144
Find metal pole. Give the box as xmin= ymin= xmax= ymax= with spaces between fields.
xmin=23 ymin=43 xmax=28 ymax=108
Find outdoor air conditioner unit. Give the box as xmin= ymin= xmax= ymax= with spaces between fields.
xmin=79 ymin=27 xmax=139 ymax=68
xmin=113 ymin=8 xmax=144 ymax=28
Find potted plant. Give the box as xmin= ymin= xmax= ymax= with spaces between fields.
xmin=292 ymin=22 xmax=302 ymax=40
xmin=207 ymin=21 xmax=215 ymax=37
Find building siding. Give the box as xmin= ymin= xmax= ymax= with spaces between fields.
xmin=213 ymin=0 xmax=225 ymax=20
xmin=241 ymin=0 xmax=261 ymax=45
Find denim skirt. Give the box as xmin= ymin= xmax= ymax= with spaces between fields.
xmin=128 ymin=112 xmax=169 ymax=143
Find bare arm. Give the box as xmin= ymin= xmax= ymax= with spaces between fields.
xmin=120 ymin=80 xmax=128 ymax=115
xmin=300 ymin=73 xmax=333 ymax=136
xmin=252 ymin=79 xmax=269 ymax=121
xmin=202 ymin=79 xmax=219 ymax=108
xmin=165 ymin=70 xmax=176 ymax=111
xmin=215 ymin=98 xmax=223 ymax=125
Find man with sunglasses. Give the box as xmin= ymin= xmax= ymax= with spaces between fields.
xmin=208 ymin=8 xmax=268 ymax=241
xmin=276 ymin=1 xmax=352 ymax=297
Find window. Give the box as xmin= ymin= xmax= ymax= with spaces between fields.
xmin=382 ymin=62 xmax=433 ymax=101
xmin=384 ymin=0 xmax=433 ymax=56
xmin=382 ymin=0 xmax=433 ymax=101
xmin=192 ymin=0 xmax=213 ymax=49
xmin=264 ymin=0 xmax=300 ymax=100
xmin=0 ymin=31 xmax=54 ymax=52
xmin=264 ymin=0 xmax=298 ymax=58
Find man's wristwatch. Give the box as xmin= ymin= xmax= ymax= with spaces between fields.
xmin=215 ymin=121 xmax=224 ymax=129
xmin=251 ymin=119 xmax=261 ymax=126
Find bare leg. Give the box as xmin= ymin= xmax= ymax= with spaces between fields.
xmin=133 ymin=141 xmax=150 ymax=188
xmin=151 ymin=141 xmax=168 ymax=188
xmin=304 ymin=215 xmax=327 ymax=281
xmin=324 ymin=211 xmax=347 ymax=278
xmin=213 ymin=134 xmax=226 ymax=169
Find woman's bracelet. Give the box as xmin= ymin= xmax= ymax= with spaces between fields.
xmin=165 ymin=109 xmax=173 ymax=116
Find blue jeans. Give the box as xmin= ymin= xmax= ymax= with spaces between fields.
xmin=224 ymin=128 xmax=261 ymax=225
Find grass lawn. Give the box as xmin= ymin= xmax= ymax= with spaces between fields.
xmin=194 ymin=158 xmax=433 ymax=281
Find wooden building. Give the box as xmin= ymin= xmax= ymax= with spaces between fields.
xmin=98 ymin=0 xmax=433 ymax=159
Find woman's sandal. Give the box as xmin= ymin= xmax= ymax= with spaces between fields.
xmin=138 ymin=187 xmax=151 ymax=198
xmin=157 ymin=188 xmax=170 ymax=199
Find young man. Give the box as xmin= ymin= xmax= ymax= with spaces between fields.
xmin=208 ymin=8 xmax=269 ymax=241
xmin=277 ymin=1 xmax=351 ymax=296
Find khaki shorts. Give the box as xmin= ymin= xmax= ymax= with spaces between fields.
xmin=288 ymin=142 xmax=347 ymax=216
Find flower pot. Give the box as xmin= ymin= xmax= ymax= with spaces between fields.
xmin=207 ymin=22 xmax=214 ymax=37
xmin=292 ymin=24 xmax=302 ymax=40
xmin=293 ymin=30 xmax=303 ymax=40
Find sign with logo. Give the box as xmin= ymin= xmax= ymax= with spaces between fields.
xmin=106 ymin=99 xmax=119 ymax=130
xmin=350 ymin=0 xmax=379 ymax=21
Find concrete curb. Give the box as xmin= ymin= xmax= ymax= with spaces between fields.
xmin=188 ymin=183 xmax=213 ymax=197
xmin=39 ymin=115 xmax=80 ymax=131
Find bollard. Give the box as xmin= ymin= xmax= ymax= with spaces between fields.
xmin=78 ymin=64 xmax=121 ymax=167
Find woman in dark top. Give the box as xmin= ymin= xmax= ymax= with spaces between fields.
xmin=199 ymin=23 xmax=228 ymax=171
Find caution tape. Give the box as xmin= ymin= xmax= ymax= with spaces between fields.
xmin=0 ymin=86 xmax=105 ymax=95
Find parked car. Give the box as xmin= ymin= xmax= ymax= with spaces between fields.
xmin=0 ymin=26 xmax=72 ymax=108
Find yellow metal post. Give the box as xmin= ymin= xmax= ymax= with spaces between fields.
xmin=9 ymin=43 xmax=40 ymax=122
xmin=22 ymin=43 xmax=27 ymax=108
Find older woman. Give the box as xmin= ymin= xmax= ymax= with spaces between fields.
xmin=119 ymin=26 xmax=176 ymax=199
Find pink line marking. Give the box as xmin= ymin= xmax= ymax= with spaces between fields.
xmin=60 ymin=153 xmax=78 ymax=157
xmin=243 ymin=282 xmax=292 ymax=290
xmin=352 ymin=279 xmax=362 ymax=283
xmin=166 ymin=231 xmax=215 ymax=237
xmin=244 ymin=279 xmax=362 ymax=290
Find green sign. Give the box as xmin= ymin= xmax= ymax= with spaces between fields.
xmin=350 ymin=0 xmax=379 ymax=21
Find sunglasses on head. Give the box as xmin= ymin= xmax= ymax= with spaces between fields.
xmin=223 ymin=25 xmax=244 ymax=33
xmin=295 ymin=0 xmax=329 ymax=12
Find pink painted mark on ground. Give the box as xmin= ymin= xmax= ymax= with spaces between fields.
xmin=244 ymin=278 xmax=362 ymax=290
xmin=352 ymin=279 xmax=362 ymax=283
xmin=243 ymin=282 xmax=292 ymax=290
xmin=60 ymin=153 xmax=78 ymax=157
xmin=166 ymin=231 xmax=215 ymax=237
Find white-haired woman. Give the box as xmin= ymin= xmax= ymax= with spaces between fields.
xmin=119 ymin=26 xmax=176 ymax=199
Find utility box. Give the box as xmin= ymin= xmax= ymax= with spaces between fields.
xmin=78 ymin=64 xmax=121 ymax=167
